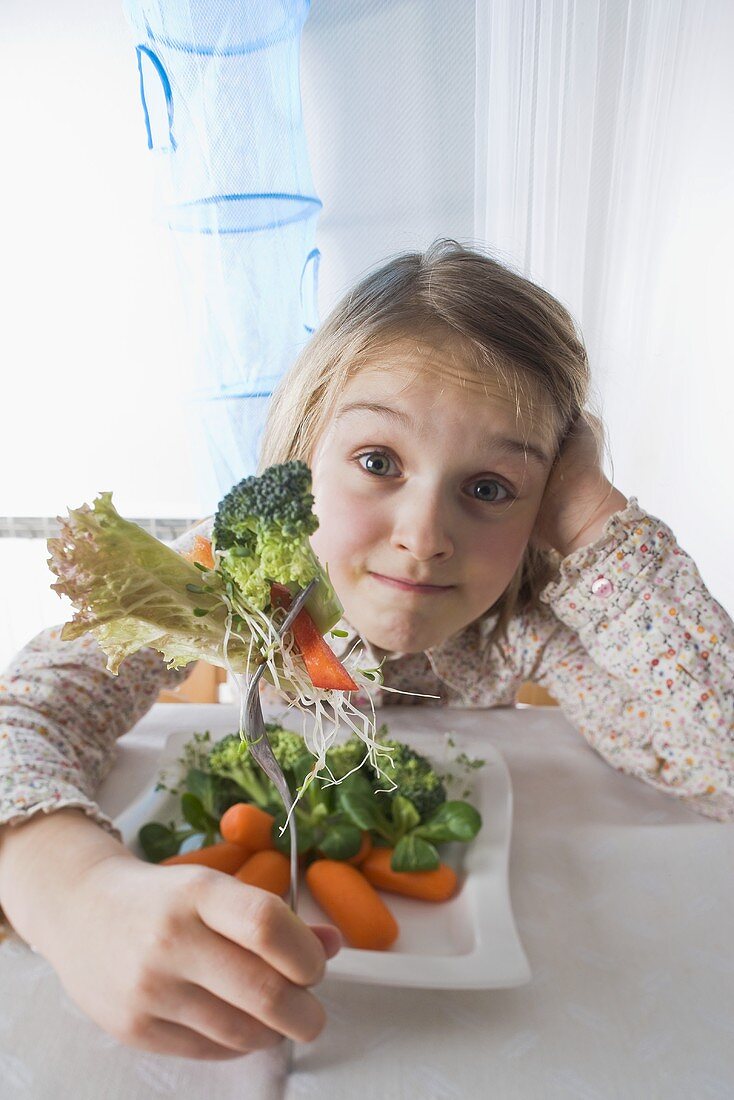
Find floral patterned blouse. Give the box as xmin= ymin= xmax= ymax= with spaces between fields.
xmin=0 ymin=498 xmax=732 ymax=834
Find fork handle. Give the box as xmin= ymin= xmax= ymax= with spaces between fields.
xmin=286 ymin=799 xmax=299 ymax=913
xmin=262 ymin=765 xmax=300 ymax=913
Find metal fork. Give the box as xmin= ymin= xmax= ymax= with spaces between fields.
xmin=242 ymin=577 xmax=319 ymax=912
xmin=241 ymin=578 xmax=319 ymax=1075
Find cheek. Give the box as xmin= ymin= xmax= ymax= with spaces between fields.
xmin=310 ymin=477 xmax=383 ymax=574
xmin=465 ymin=512 xmax=535 ymax=590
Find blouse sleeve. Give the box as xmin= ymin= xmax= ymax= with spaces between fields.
xmin=514 ymin=498 xmax=734 ymax=822
xmin=0 ymin=523 xmax=212 ymax=837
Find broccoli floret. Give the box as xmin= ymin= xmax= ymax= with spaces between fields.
xmin=207 ymin=733 xmax=276 ymax=810
xmin=211 ymin=461 xmax=342 ymax=634
xmin=208 ymin=727 xmax=314 ymax=810
xmin=265 ymin=723 xmax=312 ymax=774
xmin=372 ymin=737 xmax=447 ymax=820
xmin=325 ymin=735 xmax=370 ymax=780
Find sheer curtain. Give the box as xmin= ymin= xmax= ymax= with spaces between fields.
xmin=475 ymin=0 xmax=734 ymax=615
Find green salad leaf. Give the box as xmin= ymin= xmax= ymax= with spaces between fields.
xmin=48 ymin=493 xmax=247 ymax=675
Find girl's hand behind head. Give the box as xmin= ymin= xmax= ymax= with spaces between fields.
xmin=532 ymin=413 xmax=627 ymax=557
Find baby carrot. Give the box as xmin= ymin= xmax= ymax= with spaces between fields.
xmin=235 ymin=850 xmax=291 ymax=896
xmin=360 ymin=847 xmax=458 ymax=902
xmin=161 ymin=841 xmax=251 ymax=874
xmin=181 ymin=534 xmax=215 ymax=570
xmin=219 ymin=803 xmax=275 ymax=851
xmin=306 ymin=859 xmax=399 ymax=951
xmin=345 ymin=830 xmax=373 ymax=866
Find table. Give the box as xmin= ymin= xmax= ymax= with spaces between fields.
xmin=2 ymin=704 xmax=732 ymax=1099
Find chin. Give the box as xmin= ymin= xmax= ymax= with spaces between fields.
xmin=363 ymin=621 xmax=450 ymax=654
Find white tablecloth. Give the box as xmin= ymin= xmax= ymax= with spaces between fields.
xmin=2 ymin=704 xmax=733 ymax=1100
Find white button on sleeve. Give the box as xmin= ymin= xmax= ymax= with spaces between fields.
xmin=591 ymin=576 xmax=613 ymax=598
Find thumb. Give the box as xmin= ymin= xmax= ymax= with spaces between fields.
xmin=309 ymin=923 xmax=342 ymax=958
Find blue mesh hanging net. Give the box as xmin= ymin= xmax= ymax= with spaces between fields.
xmin=123 ymin=0 xmax=320 ymax=500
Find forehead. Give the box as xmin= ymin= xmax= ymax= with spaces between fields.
xmin=334 ymin=337 xmax=559 ymax=449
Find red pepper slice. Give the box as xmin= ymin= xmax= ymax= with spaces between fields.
xmin=270 ymin=583 xmax=358 ymax=692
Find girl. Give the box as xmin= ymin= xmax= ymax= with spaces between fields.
xmin=0 ymin=241 xmax=731 ymax=1062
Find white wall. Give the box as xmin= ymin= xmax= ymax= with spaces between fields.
xmin=0 ymin=0 xmax=198 ymax=520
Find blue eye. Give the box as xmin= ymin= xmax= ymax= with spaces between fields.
xmin=356 ymin=451 xmax=397 ymax=476
xmin=469 ymin=479 xmax=512 ymax=503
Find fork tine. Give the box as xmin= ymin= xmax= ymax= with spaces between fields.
xmin=246 ymin=578 xmax=319 ymax=698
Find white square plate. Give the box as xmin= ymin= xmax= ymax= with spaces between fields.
xmin=114 ymin=718 xmax=530 ymax=990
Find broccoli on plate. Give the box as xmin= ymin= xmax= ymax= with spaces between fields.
xmin=207 ymin=724 xmax=313 ymax=812
xmin=371 ymin=736 xmax=447 ymax=819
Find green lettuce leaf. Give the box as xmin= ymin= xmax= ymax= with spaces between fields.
xmin=47 ymin=493 xmax=253 ymax=675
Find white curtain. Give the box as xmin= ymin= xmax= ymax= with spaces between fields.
xmin=475 ymin=0 xmax=734 ymax=615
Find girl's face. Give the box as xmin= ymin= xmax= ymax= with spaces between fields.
xmin=309 ymin=340 xmax=557 ymax=654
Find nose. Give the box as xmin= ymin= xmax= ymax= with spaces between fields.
xmin=389 ymin=481 xmax=454 ymax=562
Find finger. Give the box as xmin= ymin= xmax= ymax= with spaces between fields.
xmin=155 ymin=980 xmax=284 ymax=1055
xmin=195 ymin=877 xmax=328 ymax=987
xmin=181 ymin=927 xmax=327 ymax=1044
xmin=125 ymin=1016 xmax=250 ymax=1061
xmin=309 ymin=924 xmax=342 ymax=958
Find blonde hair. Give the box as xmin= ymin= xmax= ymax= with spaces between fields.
xmin=259 ymin=239 xmax=592 ymax=642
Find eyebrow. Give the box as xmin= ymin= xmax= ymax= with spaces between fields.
xmin=334 ymin=400 xmax=551 ymax=467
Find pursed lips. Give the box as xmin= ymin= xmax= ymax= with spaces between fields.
xmin=368 ymin=571 xmax=455 ymax=594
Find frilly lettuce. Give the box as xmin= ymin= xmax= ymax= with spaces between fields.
xmin=48 ymin=493 xmax=253 ymax=675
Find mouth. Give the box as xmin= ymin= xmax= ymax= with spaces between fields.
xmin=368 ymin=572 xmax=455 ymax=595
